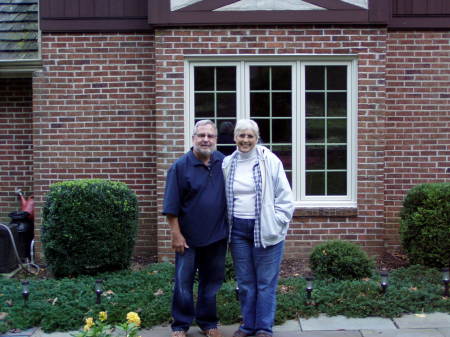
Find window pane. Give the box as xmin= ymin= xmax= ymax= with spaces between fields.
xmin=327 ymin=92 xmax=347 ymax=117
xmin=195 ymin=93 xmax=214 ymax=118
xmin=306 ymin=93 xmax=325 ymax=117
xmin=195 ymin=67 xmax=214 ymax=91
xmin=306 ymin=145 xmax=325 ymax=170
xmin=306 ymin=172 xmax=324 ymax=195
xmin=327 ymin=66 xmax=347 ymax=90
xmin=251 ymin=93 xmax=270 ymax=117
xmin=272 ymin=66 xmax=291 ymax=90
xmin=254 ymin=118 xmax=270 ymax=144
xmin=216 ymin=67 xmax=236 ymax=90
xmin=218 ymin=145 xmax=235 ymax=156
xmin=272 ymin=92 xmax=291 ymax=117
xmin=272 ymin=119 xmax=291 ymax=143
xmin=272 ymin=145 xmax=292 ymax=170
xmin=327 ymin=145 xmax=347 ymax=170
xmin=306 ymin=119 xmax=325 ymax=143
xmin=327 ymin=119 xmax=347 ymax=143
xmin=218 ymin=119 xmax=236 ymax=145
xmin=285 ymin=171 xmax=292 ymax=186
xmin=306 ymin=66 xmax=324 ymax=90
xmin=217 ymin=93 xmax=236 ymax=117
xmin=327 ymin=172 xmax=347 ymax=195
xmin=250 ymin=66 xmax=270 ymax=90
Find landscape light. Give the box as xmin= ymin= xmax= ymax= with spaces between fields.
xmin=22 ymin=280 xmax=30 ymax=305
xmin=95 ymin=279 xmax=103 ymax=304
xmin=380 ymin=271 xmax=389 ymax=294
xmin=305 ymin=276 xmax=314 ymax=300
xmin=442 ymin=268 xmax=449 ymax=297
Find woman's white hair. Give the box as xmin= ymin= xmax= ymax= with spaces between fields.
xmin=234 ymin=119 xmax=260 ymax=139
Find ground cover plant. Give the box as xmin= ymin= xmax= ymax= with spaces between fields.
xmin=1 ymin=263 xmax=449 ymax=334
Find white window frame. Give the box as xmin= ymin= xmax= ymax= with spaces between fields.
xmin=184 ymin=56 xmax=358 ymax=208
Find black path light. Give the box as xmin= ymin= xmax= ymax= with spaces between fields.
xmin=380 ymin=271 xmax=389 ymax=294
xmin=95 ymin=279 xmax=103 ymax=304
xmin=442 ymin=268 xmax=449 ymax=297
xmin=305 ymin=275 xmax=314 ymax=302
xmin=22 ymin=280 xmax=30 ymax=305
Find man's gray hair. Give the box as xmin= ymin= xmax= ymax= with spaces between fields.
xmin=234 ymin=119 xmax=260 ymax=139
xmin=192 ymin=119 xmax=217 ymax=136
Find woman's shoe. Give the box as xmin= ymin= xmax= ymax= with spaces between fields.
xmin=255 ymin=332 xmax=271 ymax=337
xmin=232 ymin=330 xmax=249 ymax=337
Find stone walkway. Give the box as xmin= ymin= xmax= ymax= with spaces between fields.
xmin=2 ymin=313 xmax=450 ymax=337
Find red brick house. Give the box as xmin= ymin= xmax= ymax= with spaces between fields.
xmin=1 ymin=0 xmax=449 ymax=264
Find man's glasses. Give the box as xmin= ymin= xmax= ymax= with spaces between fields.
xmin=195 ymin=133 xmax=217 ymax=139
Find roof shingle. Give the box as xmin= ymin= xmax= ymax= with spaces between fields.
xmin=0 ymin=0 xmax=39 ymax=60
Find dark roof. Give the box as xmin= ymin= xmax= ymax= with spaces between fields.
xmin=0 ymin=0 xmax=39 ymax=60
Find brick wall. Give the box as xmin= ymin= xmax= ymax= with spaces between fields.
xmin=33 ymin=28 xmax=449 ymax=265
xmin=385 ymin=31 xmax=450 ymax=247
xmin=0 ymin=78 xmax=33 ymax=224
xmin=154 ymin=27 xmax=388 ymax=263
xmin=33 ymin=33 xmax=157 ymax=259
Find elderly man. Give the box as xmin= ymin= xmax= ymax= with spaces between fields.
xmin=163 ymin=120 xmax=228 ymax=337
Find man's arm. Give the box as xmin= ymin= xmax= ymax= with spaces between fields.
xmin=167 ymin=214 xmax=189 ymax=254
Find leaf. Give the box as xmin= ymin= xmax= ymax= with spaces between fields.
xmin=415 ymin=313 xmax=426 ymax=318
xmin=153 ymin=289 xmax=164 ymax=296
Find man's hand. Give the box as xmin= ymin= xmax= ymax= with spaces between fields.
xmin=172 ymin=230 xmax=189 ymax=254
xmin=167 ymin=215 xmax=189 ymax=254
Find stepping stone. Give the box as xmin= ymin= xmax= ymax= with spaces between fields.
xmin=298 ymin=332 xmax=361 ymax=337
xmin=300 ymin=315 xmax=396 ymax=331
xmin=362 ymin=328 xmax=445 ymax=337
xmin=393 ymin=313 xmax=450 ymax=329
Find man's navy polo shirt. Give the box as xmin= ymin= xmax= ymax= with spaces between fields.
xmin=163 ymin=149 xmax=228 ymax=247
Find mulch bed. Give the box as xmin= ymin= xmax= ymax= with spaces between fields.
xmin=11 ymin=250 xmax=410 ymax=280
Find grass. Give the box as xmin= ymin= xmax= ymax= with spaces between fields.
xmin=0 ymin=264 xmax=449 ymax=334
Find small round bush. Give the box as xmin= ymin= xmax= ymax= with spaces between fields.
xmin=42 ymin=179 xmax=138 ymax=277
xmin=309 ymin=240 xmax=375 ymax=280
xmin=400 ymin=182 xmax=450 ymax=268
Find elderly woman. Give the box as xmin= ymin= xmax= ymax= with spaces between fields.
xmin=222 ymin=119 xmax=295 ymax=337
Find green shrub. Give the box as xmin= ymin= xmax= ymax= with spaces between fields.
xmin=399 ymin=182 xmax=450 ymax=268
xmin=309 ymin=240 xmax=375 ymax=280
xmin=42 ymin=179 xmax=139 ymax=277
xmin=224 ymin=251 xmax=236 ymax=282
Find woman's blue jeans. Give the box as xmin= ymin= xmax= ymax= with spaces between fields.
xmin=230 ymin=217 xmax=284 ymax=336
xmin=171 ymin=238 xmax=227 ymax=332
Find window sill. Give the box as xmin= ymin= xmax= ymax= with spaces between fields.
xmin=293 ymin=207 xmax=357 ymax=217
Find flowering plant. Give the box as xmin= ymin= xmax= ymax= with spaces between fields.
xmin=73 ymin=311 xmax=141 ymax=337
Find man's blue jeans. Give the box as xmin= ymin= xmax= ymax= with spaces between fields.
xmin=230 ymin=218 xmax=284 ymax=336
xmin=171 ymin=238 xmax=227 ymax=332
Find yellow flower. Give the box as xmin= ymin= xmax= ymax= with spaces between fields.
xmin=99 ymin=311 xmax=108 ymax=322
xmin=126 ymin=312 xmax=141 ymax=326
xmin=83 ymin=317 xmax=94 ymax=331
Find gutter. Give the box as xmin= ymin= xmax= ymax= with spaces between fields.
xmin=0 ymin=59 xmax=43 ymax=78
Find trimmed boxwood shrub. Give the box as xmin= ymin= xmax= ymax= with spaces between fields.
xmin=42 ymin=179 xmax=139 ymax=277
xmin=310 ymin=240 xmax=375 ymax=280
xmin=399 ymin=182 xmax=450 ymax=268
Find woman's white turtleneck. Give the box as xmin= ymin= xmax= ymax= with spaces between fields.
xmin=233 ymin=147 xmax=258 ymax=219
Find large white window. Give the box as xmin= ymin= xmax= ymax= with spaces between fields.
xmin=185 ymin=57 xmax=358 ymax=207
